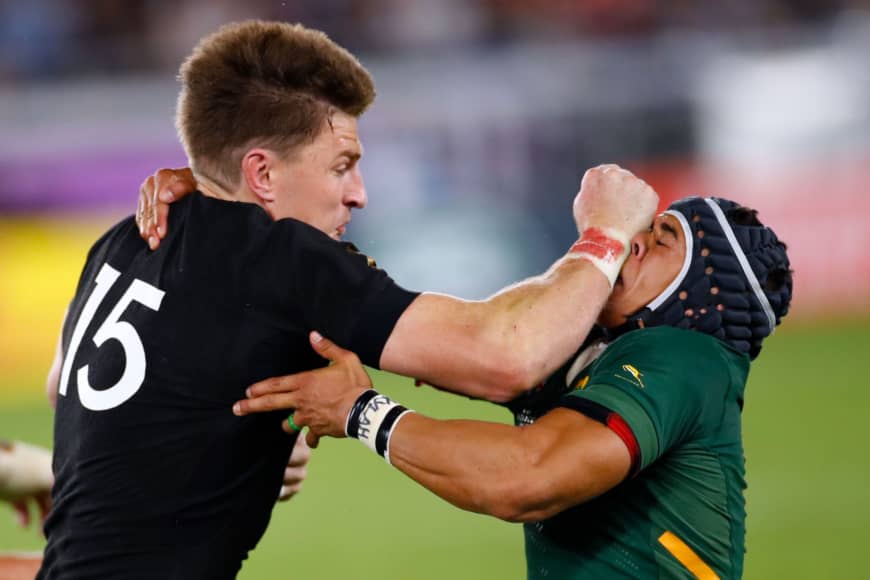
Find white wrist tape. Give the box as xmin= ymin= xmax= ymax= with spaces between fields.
xmin=0 ymin=441 xmax=53 ymax=500
xmin=345 ymin=390 xmax=413 ymax=465
xmin=569 ymin=226 xmax=632 ymax=287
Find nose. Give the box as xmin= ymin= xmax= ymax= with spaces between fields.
xmin=344 ymin=167 xmax=367 ymax=209
xmin=629 ymin=229 xmax=651 ymax=261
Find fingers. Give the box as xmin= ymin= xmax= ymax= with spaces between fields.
xmin=140 ymin=167 xmax=196 ymax=250
xmin=246 ymin=375 xmax=302 ymax=398
xmin=12 ymin=500 xmax=29 ymax=528
xmin=158 ymin=167 xmax=195 ymax=204
xmin=145 ymin=176 xmax=161 ymax=249
xmin=287 ymin=436 xmax=311 ymax=467
xmin=233 ymin=392 xmax=297 ymax=416
xmin=305 ymin=430 xmax=320 ymax=449
xmin=283 ymin=466 xmax=307 ymax=487
xmin=277 ymin=464 xmax=307 ymax=502
xmin=36 ymin=492 xmax=51 ymax=527
xmin=146 ymin=170 xmax=174 ymax=250
xmin=309 ymin=331 xmax=358 ymax=365
xmin=137 ymin=173 xmax=161 ymax=250
xmin=278 ymin=481 xmax=303 ymax=502
xmin=136 ymin=176 xmax=153 ymax=239
xmin=156 ymin=195 xmax=171 ymax=241
xmin=154 ymin=169 xmax=178 ymax=204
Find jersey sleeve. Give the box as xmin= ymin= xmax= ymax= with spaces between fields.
xmin=558 ymin=328 xmax=732 ymax=471
xmin=276 ymin=220 xmax=419 ymax=369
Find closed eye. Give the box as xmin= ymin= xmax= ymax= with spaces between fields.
xmin=656 ymin=221 xmax=678 ymax=247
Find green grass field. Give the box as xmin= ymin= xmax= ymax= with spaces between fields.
xmin=1 ymin=318 xmax=868 ymax=579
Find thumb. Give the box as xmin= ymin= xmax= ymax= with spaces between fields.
xmin=309 ymin=331 xmax=348 ymax=362
xmin=306 ymin=430 xmax=320 ymax=449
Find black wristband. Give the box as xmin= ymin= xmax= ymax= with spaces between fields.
xmin=345 ymin=389 xmax=414 ymax=464
xmin=375 ymin=405 xmax=409 ymax=457
xmin=346 ymin=389 xmax=378 ymax=438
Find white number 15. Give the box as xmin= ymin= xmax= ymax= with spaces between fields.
xmin=58 ymin=263 xmax=165 ymax=411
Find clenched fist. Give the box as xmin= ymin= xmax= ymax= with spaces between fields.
xmin=570 ymin=165 xmax=659 ymax=286
xmin=573 ymin=164 xmax=659 ymax=239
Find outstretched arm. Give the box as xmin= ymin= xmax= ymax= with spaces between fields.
xmin=235 ymin=333 xmax=630 ymax=522
xmin=138 ymin=165 xmax=657 ymax=401
xmin=386 ymin=409 xmax=629 ymax=522
xmin=380 ymin=258 xmax=609 ymax=401
xmin=379 ymin=165 xmax=657 ymax=400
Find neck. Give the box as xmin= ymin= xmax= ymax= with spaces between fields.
xmin=194 ymin=172 xmax=261 ymax=206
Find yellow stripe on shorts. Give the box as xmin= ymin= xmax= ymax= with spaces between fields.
xmin=658 ymin=531 xmax=720 ymax=580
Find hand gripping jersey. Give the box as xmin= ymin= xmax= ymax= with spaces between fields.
xmin=510 ymin=326 xmax=750 ymax=580
xmin=40 ymin=194 xmax=417 ymax=579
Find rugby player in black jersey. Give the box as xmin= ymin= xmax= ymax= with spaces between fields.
xmin=41 ymin=20 xmax=657 ymax=579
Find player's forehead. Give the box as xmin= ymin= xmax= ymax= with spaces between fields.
xmin=291 ymin=110 xmax=362 ymax=165
xmin=324 ymin=110 xmax=363 ymax=156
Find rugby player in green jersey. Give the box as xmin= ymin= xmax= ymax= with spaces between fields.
xmin=236 ymin=195 xmax=792 ymax=579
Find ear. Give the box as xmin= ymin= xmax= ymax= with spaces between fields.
xmin=241 ymin=149 xmax=277 ymax=204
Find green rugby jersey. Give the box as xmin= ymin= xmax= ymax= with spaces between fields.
xmin=512 ymin=326 xmax=750 ymax=579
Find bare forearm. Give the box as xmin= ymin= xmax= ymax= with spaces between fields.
xmin=477 ymin=256 xmax=611 ymax=389
xmin=382 ymin=257 xmax=611 ymax=401
xmin=380 ymin=408 xmax=630 ymax=523
xmin=386 ymin=413 xmax=550 ymax=522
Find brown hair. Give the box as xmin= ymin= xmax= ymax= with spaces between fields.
xmin=176 ymin=20 xmax=375 ymax=187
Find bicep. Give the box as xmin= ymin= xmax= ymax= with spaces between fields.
xmin=515 ymin=408 xmax=631 ymax=521
xmin=385 ymin=404 xmax=631 ymax=522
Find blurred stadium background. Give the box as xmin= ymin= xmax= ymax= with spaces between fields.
xmin=2 ymin=1 xmax=869 ymax=578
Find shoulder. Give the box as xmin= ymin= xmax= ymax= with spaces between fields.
xmin=599 ymin=327 xmax=742 ymax=376
xmin=572 ymin=327 xmax=747 ymax=467
xmin=268 ymin=217 xmax=382 ymax=272
xmin=85 ymin=215 xmax=138 ymax=261
xmin=586 ymin=326 xmax=749 ymax=411
xmin=97 ymin=214 xmax=138 ymax=244
xmin=608 ymin=326 xmax=723 ymax=354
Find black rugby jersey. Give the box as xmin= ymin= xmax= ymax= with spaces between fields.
xmin=39 ymin=193 xmax=417 ymax=579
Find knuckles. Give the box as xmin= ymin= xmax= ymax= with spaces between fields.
xmin=155 ymin=168 xmax=176 ymax=182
